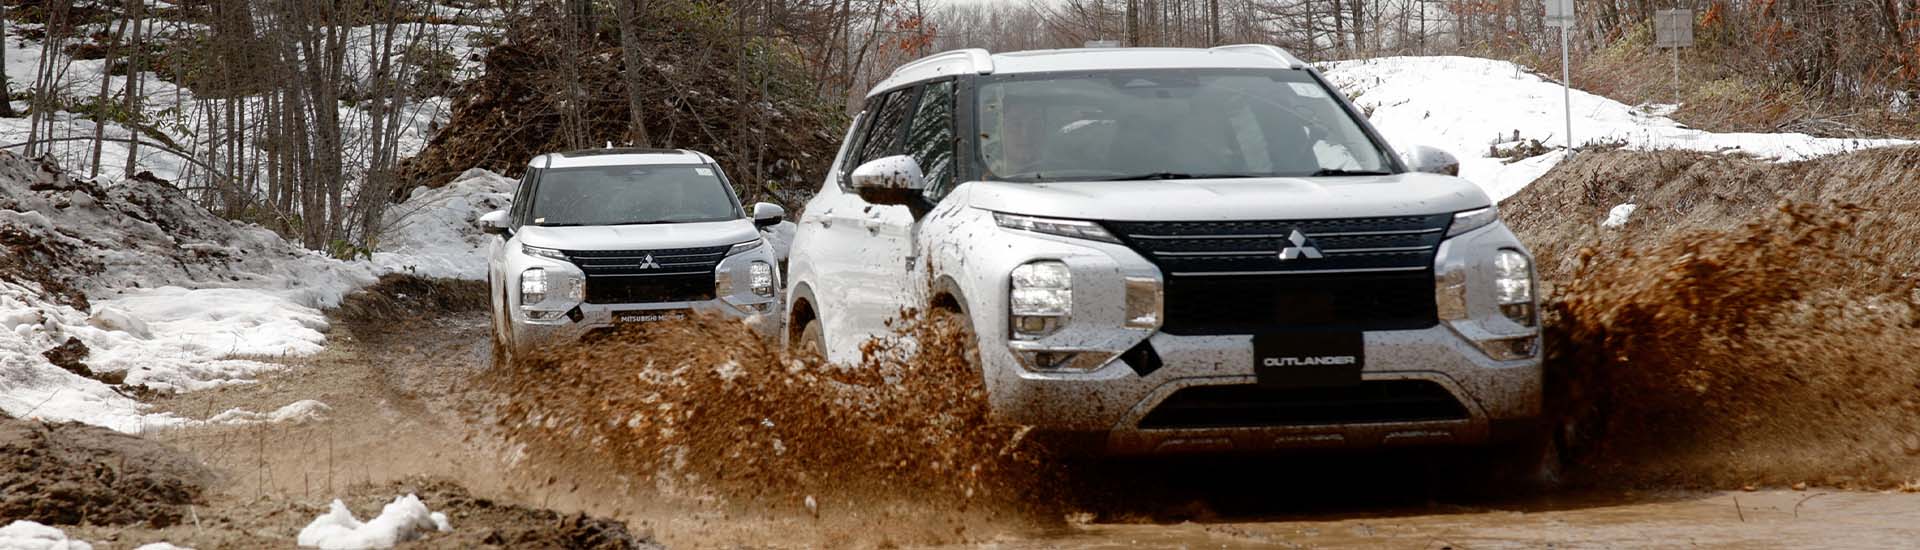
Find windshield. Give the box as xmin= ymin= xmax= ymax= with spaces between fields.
xmin=528 ymin=164 xmax=742 ymax=226
xmin=976 ymin=69 xmax=1395 ymax=182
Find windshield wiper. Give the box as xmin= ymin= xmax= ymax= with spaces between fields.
xmin=1309 ymin=168 xmax=1394 ymax=177
xmin=1107 ymin=172 xmax=1263 ymax=181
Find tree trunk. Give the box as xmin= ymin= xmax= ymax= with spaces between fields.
xmin=614 ymin=0 xmax=655 ymax=148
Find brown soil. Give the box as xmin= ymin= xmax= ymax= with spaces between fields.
xmin=335 ymin=273 xmax=490 ymax=326
xmin=487 ymin=310 xmax=1064 ymax=547
xmin=36 ymin=280 xmax=661 ymax=549
xmin=1502 ymin=147 xmax=1920 ymax=489
xmin=0 ymin=416 xmax=214 ymax=527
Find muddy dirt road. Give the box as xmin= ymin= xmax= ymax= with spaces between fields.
xmin=110 ymin=304 xmax=1920 ymax=549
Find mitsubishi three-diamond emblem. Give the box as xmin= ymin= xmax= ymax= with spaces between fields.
xmin=637 ymin=254 xmax=662 ymax=269
xmin=1277 ymin=229 xmax=1324 ymax=261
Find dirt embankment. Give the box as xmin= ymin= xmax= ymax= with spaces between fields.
xmin=0 ymin=416 xmax=214 ymax=528
xmin=1503 ymin=147 xmax=1920 ymax=489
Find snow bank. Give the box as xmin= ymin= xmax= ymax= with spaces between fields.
xmin=297 ymin=495 xmax=452 ymax=549
xmin=0 ymin=151 xmax=378 ymax=430
xmin=205 ymin=400 xmax=331 ymax=426
xmin=371 ymin=168 xmax=515 ymax=280
xmin=1322 ymin=56 xmax=1914 ymax=201
xmin=0 ymin=521 xmax=93 ymax=550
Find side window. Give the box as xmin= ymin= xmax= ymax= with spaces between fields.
xmin=853 ymin=88 xmax=916 ymax=168
xmin=509 ymin=168 xmax=538 ymax=227
xmin=904 ymin=80 xmax=957 ymax=201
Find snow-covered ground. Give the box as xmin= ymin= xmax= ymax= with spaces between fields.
xmin=1 ymin=17 xmax=485 ymax=190
xmin=370 ymin=169 xmax=515 ymax=280
xmin=1322 ymin=56 xmax=1915 ymax=201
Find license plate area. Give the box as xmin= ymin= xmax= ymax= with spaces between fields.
xmin=1254 ymin=332 xmax=1364 ymax=388
xmin=615 ymin=310 xmax=689 ymax=324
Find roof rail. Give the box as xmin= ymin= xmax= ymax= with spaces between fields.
xmin=890 ymin=48 xmax=995 ymax=77
xmin=1208 ymin=44 xmax=1307 ymax=69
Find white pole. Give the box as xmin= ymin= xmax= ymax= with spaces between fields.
xmin=1561 ymin=24 xmax=1573 ymax=153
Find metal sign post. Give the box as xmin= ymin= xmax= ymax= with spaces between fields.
xmin=1654 ymin=9 xmax=1695 ymax=106
xmin=1545 ymin=0 xmax=1574 ymax=151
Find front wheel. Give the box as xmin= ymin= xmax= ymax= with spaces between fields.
xmin=796 ymin=318 xmax=827 ymax=362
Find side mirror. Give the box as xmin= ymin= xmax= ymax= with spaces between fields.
xmin=848 ymin=155 xmax=926 ymax=205
xmin=479 ymin=210 xmax=511 ymax=236
xmin=1402 ymin=145 xmax=1460 ymax=176
xmin=752 ymin=202 xmax=786 ymax=228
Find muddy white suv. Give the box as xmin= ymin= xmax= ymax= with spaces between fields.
xmin=784 ymin=46 xmax=1544 ymax=456
xmin=481 ymin=148 xmax=784 ymax=358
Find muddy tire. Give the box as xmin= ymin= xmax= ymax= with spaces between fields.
xmin=797 ymin=318 xmax=827 ymax=361
xmin=928 ymin=307 xmax=981 ymax=374
xmin=1486 ymin=427 xmax=1564 ymax=492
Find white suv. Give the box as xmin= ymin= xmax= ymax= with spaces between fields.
xmin=784 ymin=46 xmax=1545 ymax=456
xmin=481 ymin=148 xmax=784 ymax=358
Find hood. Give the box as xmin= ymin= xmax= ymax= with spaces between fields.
xmin=963 ymin=172 xmax=1490 ymax=221
xmin=516 ymin=218 xmax=759 ymax=251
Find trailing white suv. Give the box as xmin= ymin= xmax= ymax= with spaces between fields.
xmin=481 ymin=148 xmax=785 ymax=359
xmin=784 ymin=46 xmax=1546 ymax=456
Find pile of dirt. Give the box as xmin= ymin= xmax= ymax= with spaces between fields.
xmin=0 ymin=417 xmax=214 ymax=527
xmin=486 ymin=311 xmax=1062 ymax=544
xmin=338 ymin=478 xmax=660 ymax=550
xmin=334 ymin=273 xmax=489 ymax=326
xmin=1503 ymin=148 xmax=1920 ymax=488
xmin=395 ymin=4 xmax=842 ymax=207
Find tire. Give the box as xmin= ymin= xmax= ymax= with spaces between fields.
xmin=928 ymin=307 xmax=981 ymax=374
xmin=1486 ymin=426 xmax=1564 ymax=492
xmin=797 ymin=318 xmax=827 ymax=361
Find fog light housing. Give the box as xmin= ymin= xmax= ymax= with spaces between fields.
xmin=1123 ymin=276 xmax=1163 ymax=329
xmin=1010 ymin=261 xmax=1070 ymax=340
xmin=524 ymin=309 xmax=567 ymax=321
xmin=1479 ymin=335 xmax=1538 ymax=361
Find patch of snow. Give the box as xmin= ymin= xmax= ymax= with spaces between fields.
xmin=371 ymin=169 xmax=515 ymax=280
xmin=761 ymin=220 xmax=797 ymax=263
xmin=297 ymin=495 xmax=452 ymax=550
xmin=204 ymin=399 xmax=331 ymax=426
xmin=1322 ymin=56 xmax=1914 ymax=201
xmin=1603 ymin=203 xmax=1639 ymax=228
xmin=0 ymin=520 xmax=94 ymax=550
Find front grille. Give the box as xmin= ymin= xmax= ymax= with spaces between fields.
xmin=1137 ymin=380 xmax=1468 ymax=430
xmin=1107 ymin=215 xmax=1450 ymax=335
xmin=561 ymin=245 xmax=728 ymax=304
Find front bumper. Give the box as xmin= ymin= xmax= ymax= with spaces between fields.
xmin=507 ymin=297 xmax=780 ymax=356
xmin=983 ymin=325 xmax=1541 ymax=456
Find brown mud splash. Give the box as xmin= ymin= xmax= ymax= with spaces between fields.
xmin=484 ymin=310 xmax=1064 ymax=544
xmin=1547 ymin=202 xmax=1920 ymax=488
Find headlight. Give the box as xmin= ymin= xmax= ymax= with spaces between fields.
xmin=1446 ymin=206 xmax=1498 ymax=237
xmin=1010 ymin=261 xmax=1070 ymax=339
xmin=520 ymin=268 xmax=548 ymax=305
xmin=994 ymin=212 xmax=1120 ymax=243
xmin=522 ymin=244 xmax=568 ymax=261
xmin=1493 ymin=249 xmax=1536 ymax=327
xmin=749 ymin=262 xmax=774 ymax=298
xmin=726 ymin=238 xmax=764 ymax=257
